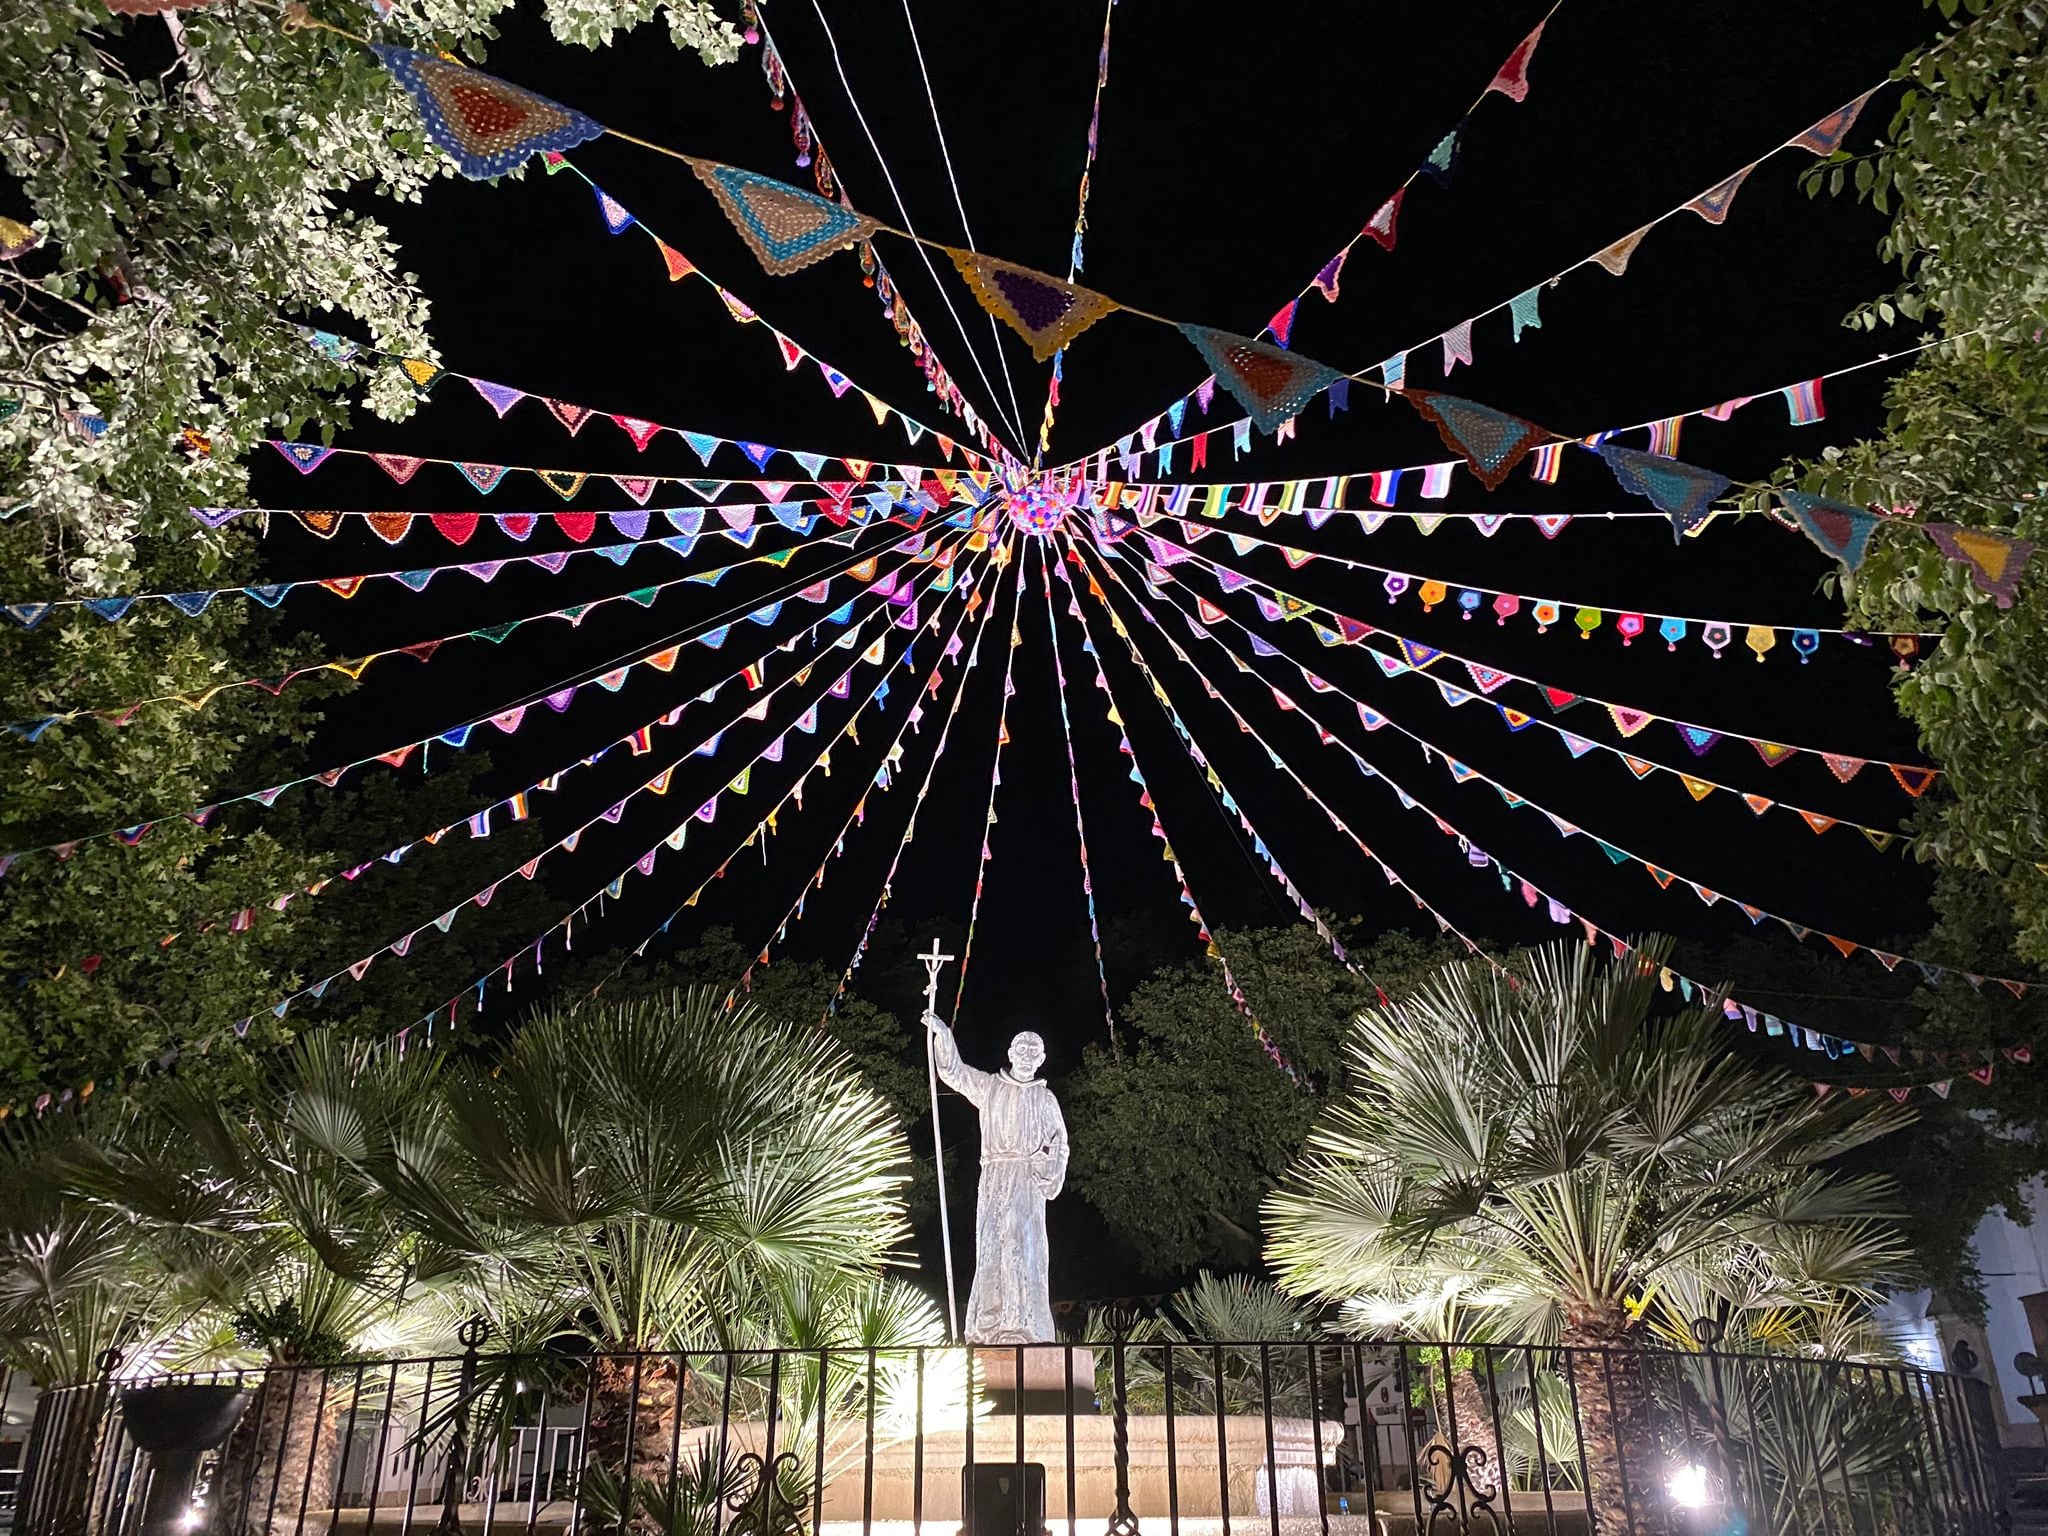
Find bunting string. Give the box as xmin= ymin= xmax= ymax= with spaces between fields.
xmin=213 ymin=537 xmax=982 ymax=1046
xmin=1031 ymin=0 xmax=1120 ymax=465
xmin=4 ymin=507 xmax=946 ymax=741
xmin=1146 ymin=535 xmax=1911 ymax=848
xmin=1052 ymin=537 xmax=1303 ymax=1075
xmin=290 ymin=325 xmax=990 ymax=478
xmin=716 ymin=539 xmax=1000 ymax=997
xmin=951 ymin=540 xmax=1029 ymax=1018
xmin=1037 ymin=539 xmax=1118 ymax=1049
xmin=1124 ymin=541 xmax=2036 ymax=999
xmin=1090 ymin=536 xmax=2032 ymax=1090
xmin=46 ymin=544 xmax=963 ymax=974
xmin=1139 ymin=513 xmax=1931 ymax=654
xmin=1138 ymin=521 xmax=1941 ymax=788
xmin=744 ymin=1 xmax=1023 ymax=460
xmin=832 ymin=532 xmax=1018 ymax=1004
xmin=12 ymin=494 xmax=943 ymax=628
xmin=0 ymin=523 xmax=927 ymax=864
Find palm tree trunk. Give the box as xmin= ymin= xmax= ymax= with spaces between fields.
xmin=1561 ymin=1314 xmax=1664 ymax=1536
xmin=584 ymin=1353 xmax=682 ymax=1488
xmin=1447 ymin=1367 xmax=1504 ymax=1498
xmin=211 ymin=1368 xmax=338 ymax=1536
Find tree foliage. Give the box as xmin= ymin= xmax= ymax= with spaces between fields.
xmin=0 ymin=0 xmax=728 ymax=1108
xmin=1064 ymin=924 xmax=1462 ymax=1278
xmin=1771 ymin=0 xmax=2048 ymax=961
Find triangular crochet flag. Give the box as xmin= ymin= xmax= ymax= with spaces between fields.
xmin=1405 ymin=392 xmax=1547 ymax=490
xmin=1422 ymin=122 xmax=1464 ymax=187
xmin=1686 ymin=166 xmax=1753 ymax=225
xmin=371 ymin=47 xmax=602 ymax=180
xmin=365 ymin=512 xmax=413 ymax=546
xmin=1925 ymin=522 xmax=2036 ymax=608
xmin=545 ymin=399 xmax=592 ymax=435
xmin=273 ymin=440 xmax=333 ymax=474
xmin=611 ymin=414 xmax=663 ymax=451
xmin=1794 ymin=91 xmax=1875 ymax=156
xmin=1599 ymin=443 xmax=1729 ymax=537
xmin=1781 ymin=490 xmax=1882 ymax=572
xmin=689 ymin=159 xmax=879 ymax=276
xmin=1486 ymin=19 xmax=1545 ymax=101
xmin=1362 ymin=189 xmax=1403 ymax=251
xmin=1179 ymin=326 xmax=1342 ymax=434
xmin=593 ymin=184 xmax=635 ymax=234
xmin=469 ymin=378 xmax=525 ymax=418
xmin=430 ymin=512 xmax=479 ymax=546
xmin=949 ymin=249 xmax=1116 ymax=361
xmin=371 ymin=453 xmax=426 ymax=484
xmin=1592 ymin=228 xmax=1647 ymax=276
xmin=457 ymin=462 xmax=508 ymax=494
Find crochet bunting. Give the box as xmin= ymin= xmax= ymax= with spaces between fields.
xmin=1925 ymin=523 xmax=2037 ymax=609
xmin=1592 ymin=228 xmax=1647 ymax=276
xmin=1686 ymin=166 xmax=1753 ymax=225
xmin=949 ymin=250 xmax=1117 ymax=361
xmin=1405 ymin=392 xmax=1548 ymax=491
xmin=372 ymin=47 xmax=602 ymax=180
xmin=1780 ymin=490 xmax=1881 ymax=572
xmin=1794 ymin=91 xmax=1875 ymax=156
xmin=689 ymin=160 xmax=878 ymax=276
xmin=1362 ymin=190 xmax=1404 ymax=252
xmin=1487 ymin=20 xmax=1546 ymax=102
xmin=1177 ymin=326 xmax=1342 ymax=434
xmin=1599 ymin=443 xmax=1730 ymax=539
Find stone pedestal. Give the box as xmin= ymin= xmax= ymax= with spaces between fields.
xmin=975 ymin=1347 xmax=1098 ymax=1415
xmin=675 ymin=1412 xmax=1343 ymax=1522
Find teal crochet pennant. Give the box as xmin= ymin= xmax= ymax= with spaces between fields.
xmin=689 ymin=160 xmax=878 ymax=276
xmin=1406 ymin=391 xmax=1548 ymax=490
xmin=1599 ymin=443 xmax=1730 ymax=539
xmin=1780 ymin=490 xmax=1881 ymax=572
xmin=1178 ymin=326 xmax=1342 ymax=435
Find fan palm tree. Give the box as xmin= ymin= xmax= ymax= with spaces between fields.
xmin=1264 ymin=938 xmax=1910 ymax=1534
xmin=363 ymin=988 xmax=916 ymax=1480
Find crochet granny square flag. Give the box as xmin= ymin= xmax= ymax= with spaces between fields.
xmin=951 ymin=250 xmax=1117 ymax=361
xmin=689 ymin=160 xmax=879 ymax=276
xmin=373 ymin=47 xmax=602 ymax=180
xmin=1406 ymin=392 xmax=1549 ymax=490
xmin=1178 ymin=326 xmax=1343 ymax=435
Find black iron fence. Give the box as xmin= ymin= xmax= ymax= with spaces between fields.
xmin=6 ymin=1333 xmax=2007 ymax=1536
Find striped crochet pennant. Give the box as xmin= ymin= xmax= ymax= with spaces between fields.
xmin=372 ymin=47 xmax=602 ymax=180
xmin=689 ymin=159 xmax=878 ymax=276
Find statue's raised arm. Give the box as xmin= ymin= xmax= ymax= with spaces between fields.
xmin=924 ymin=1010 xmax=996 ymax=1108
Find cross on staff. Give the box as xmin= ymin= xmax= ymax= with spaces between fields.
xmin=917 ymin=939 xmax=960 ymax=1340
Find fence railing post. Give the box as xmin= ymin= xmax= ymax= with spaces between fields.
xmin=435 ymin=1318 xmax=490 ymax=1536
xmin=1101 ymin=1304 xmax=1137 ymax=1536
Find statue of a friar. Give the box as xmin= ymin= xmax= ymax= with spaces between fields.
xmin=922 ymin=1011 xmax=1069 ymax=1344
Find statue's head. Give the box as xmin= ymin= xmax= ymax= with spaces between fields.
xmin=1006 ymin=1031 xmax=1046 ymax=1080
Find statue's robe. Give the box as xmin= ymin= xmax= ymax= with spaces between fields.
xmin=932 ymin=1026 xmax=1069 ymax=1344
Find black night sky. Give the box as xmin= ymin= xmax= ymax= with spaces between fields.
xmin=253 ymin=0 xmax=1951 ymax=1088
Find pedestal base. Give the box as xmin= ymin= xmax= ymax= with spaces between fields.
xmin=975 ymin=1348 xmax=1098 ymax=1415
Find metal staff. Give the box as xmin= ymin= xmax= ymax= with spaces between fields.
xmin=917 ymin=938 xmax=960 ymax=1340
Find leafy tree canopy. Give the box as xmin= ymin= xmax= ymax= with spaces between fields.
xmin=0 ymin=0 xmax=728 ymax=1110
xmin=1768 ymin=0 xmax=2048 ymax=961
xmin=1064 ymin=922 xmax=1465 ymax=1279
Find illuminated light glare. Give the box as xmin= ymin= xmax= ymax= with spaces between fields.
xmin=1667 ymin=1463 xmax=1712 ymax=1509
xmin=178 ymin=1507 xmax=206 ymax=1531
xmin=1004 ymin=482 xmax=1073 ymax=537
